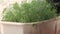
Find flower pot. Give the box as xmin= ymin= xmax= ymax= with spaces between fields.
xmin=0 ymin=18 xmax=57 ymax=34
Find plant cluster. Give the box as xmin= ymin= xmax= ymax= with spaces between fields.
xmin=2 ymin=0 xmax=57 ymax=23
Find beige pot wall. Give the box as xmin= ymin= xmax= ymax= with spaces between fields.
xmin=0 ymin=22 xmax=33 ymax=34
xmin=0 ymin=18 xmax=57 ymax=34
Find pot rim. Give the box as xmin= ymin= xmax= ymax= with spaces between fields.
xmin=0 ymin=18 xmax=57 ymax=25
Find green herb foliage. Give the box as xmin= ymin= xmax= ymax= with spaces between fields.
xmin=2 ymin=0 xmax=57 ymax=23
